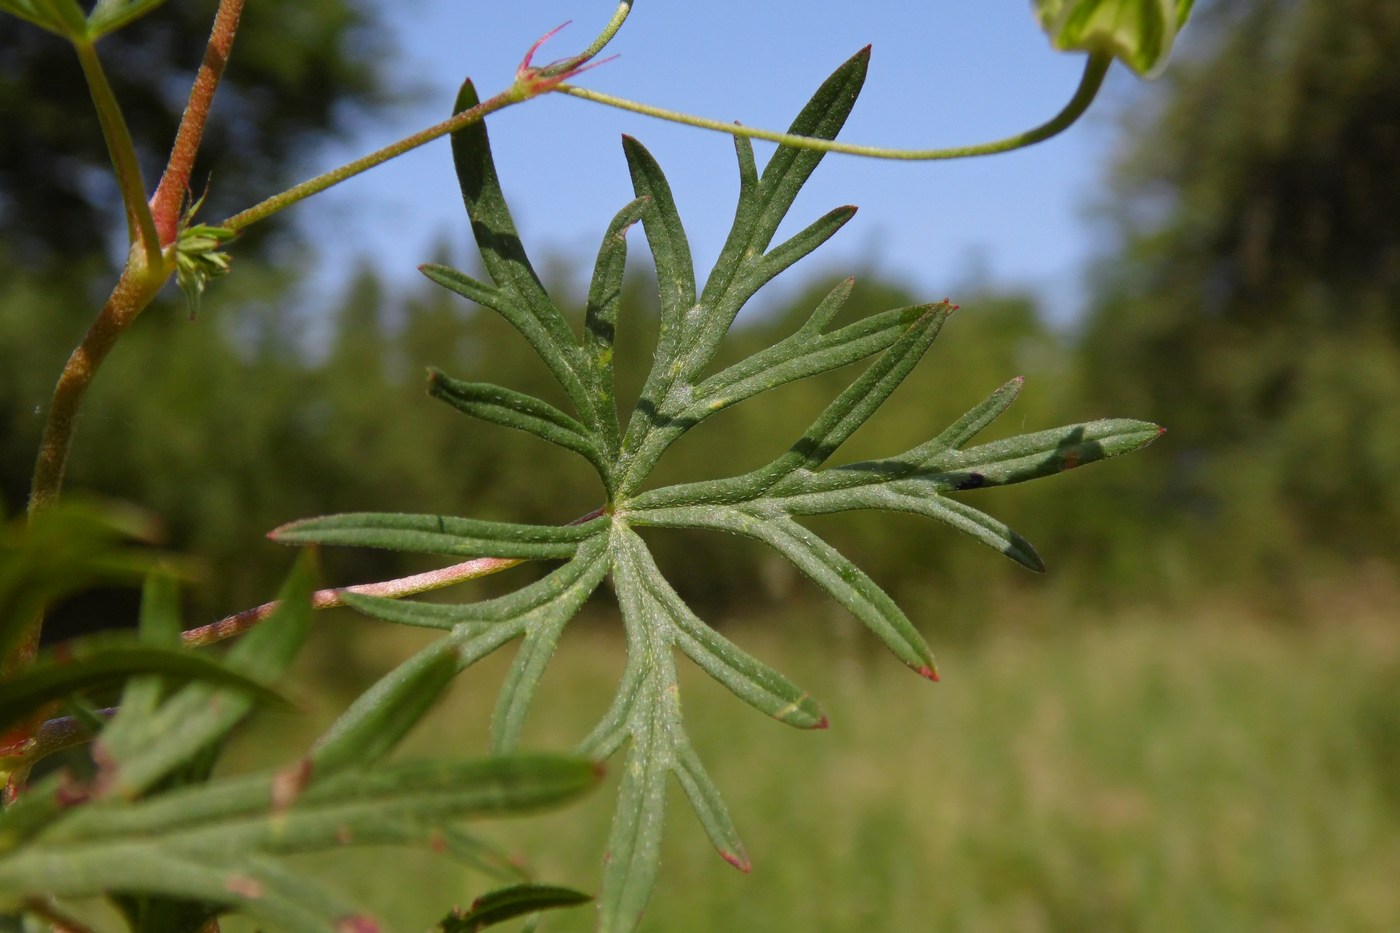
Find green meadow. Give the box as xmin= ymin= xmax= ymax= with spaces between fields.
xmin=220 ymin=583 xmax=1400 ymax=932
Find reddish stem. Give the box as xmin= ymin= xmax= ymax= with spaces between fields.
xmin=149 ymin=0 xmax=245 ymax=243
xmin=181 ymin=556 xmax=522 ymax=647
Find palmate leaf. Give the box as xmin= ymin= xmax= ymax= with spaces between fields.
xmin=277 ymin=46 xmax=1162 ymax=933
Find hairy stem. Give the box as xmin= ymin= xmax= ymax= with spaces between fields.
xmin=149 ymin=0 xmax=245 ymax=243
xmin=12 ymin=259 xmax=169 ymax=675
xmin=220 ymin=89 xmax=519 ymax=232
xmin=559 ymin=51 xmax=1114 ymax=161
xmin=72 ymin=38 xmax=162 ymax=266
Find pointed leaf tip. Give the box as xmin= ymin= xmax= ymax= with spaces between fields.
xmin=815 ymin=716 xmax=830 ymax=730
xmin=721 ymin=850 xmax=753 ymax=873
xmin=917 ymin=665 xmax=940 ymax=682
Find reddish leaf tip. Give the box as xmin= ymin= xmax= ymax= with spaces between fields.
xmin=815 ymin=716 xmax=830 ymax=730
xmin=917 ymin=665 xmax=940 ymax=682
xmin=720 ymin=850 xmax=752 ymax=873
xmin=1156 ymin=426 xmax=1168 ymax=437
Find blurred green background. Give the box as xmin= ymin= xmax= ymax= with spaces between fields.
xmin=3 ymin=0 xmax=1398 ymax=929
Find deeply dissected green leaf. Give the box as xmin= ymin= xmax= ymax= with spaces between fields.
xmin=284 ymin=46 xmax=1162 ymax=933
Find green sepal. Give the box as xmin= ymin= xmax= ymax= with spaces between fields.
xmin=1035 ymin=0 xmax=1195 ymax=77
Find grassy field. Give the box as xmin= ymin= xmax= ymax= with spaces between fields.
xmin=223 ymin=588 xmax=1400 ymax=932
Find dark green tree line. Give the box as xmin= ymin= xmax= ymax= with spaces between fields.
xmin=1078 ymin=0 xmax=1400 ymax=589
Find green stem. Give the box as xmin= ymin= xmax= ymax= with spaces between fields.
xmin=219 ymin=90 xmax=518 ymax=231
xmin=220 ymin=4 xmax=634 ymax=233
xmin=558 ymin=51 xmax=1114 ymax=161
xmin=72 ymin=38 xmax=163 ymax=267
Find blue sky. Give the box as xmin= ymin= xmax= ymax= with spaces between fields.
xmin=302 ymin=1 xmax=1140 ymax=323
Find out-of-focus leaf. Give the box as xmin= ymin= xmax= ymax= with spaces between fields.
xmin=0 ymin=755 xmax=599 ymax=932
xmin=437 ymin=883 xmax=592 ymax=932
xmin=85 ymin=0 xmax=173 ymax=38
xmin=0 ymin=501 xmax=166 ymax=671
xmin=0 ymin=0 xmax=85 ymax=37
xmin=95 ymin=555 xmax=315 ymax=798
xmin=0 ymin=637 xmax=285 ymax=736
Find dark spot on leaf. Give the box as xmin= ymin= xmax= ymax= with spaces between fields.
xmin=955 ymin=472 xmax=986 ymax=490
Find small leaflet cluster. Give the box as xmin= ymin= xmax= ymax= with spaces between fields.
xmin=273 ymin=49 xmax=1161 ymax=932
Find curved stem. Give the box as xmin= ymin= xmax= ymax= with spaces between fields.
xmin=558 ymin=51 xmax=1113 ymax=161
xmin=72 ymin=39 xmax=162 ymax=267
xmin=149 ymin=0 xmax=245 ymax=244
xmin=218 ymin=88 xmax=520 ymax=232
xmin=27 ymin=260 xmax=167 ymax=520
xmin=219 ymin=6 xmax=633 ymax=235
xmin=12 ymin=258 xmax=169 ymax=675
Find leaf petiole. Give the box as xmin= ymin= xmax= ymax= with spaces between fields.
xmin=557 ymin=50 xmax=1114 ymax=162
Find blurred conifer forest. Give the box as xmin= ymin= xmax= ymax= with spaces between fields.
xmin=4 ymin=0 xmax=1398 ymax=634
